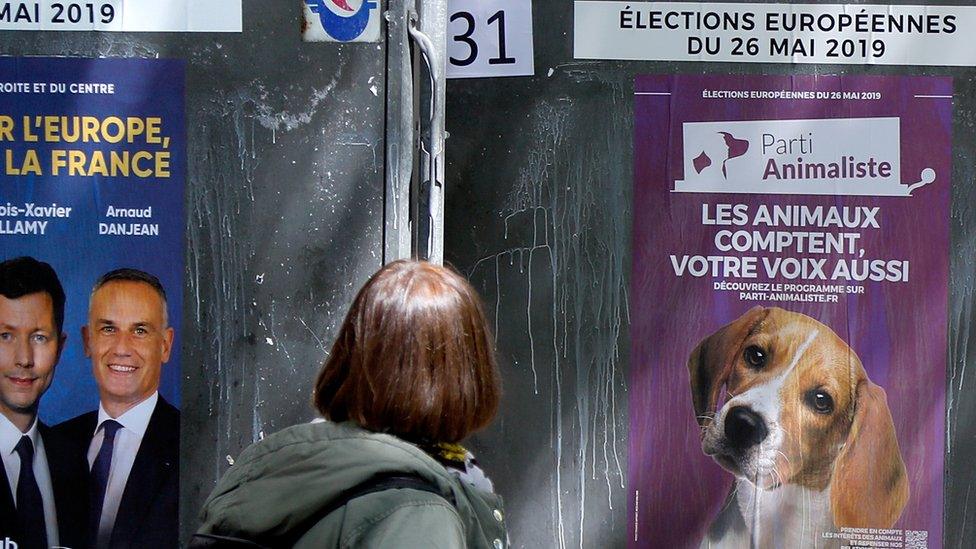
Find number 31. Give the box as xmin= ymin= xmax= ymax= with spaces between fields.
xmin=450 ymin=10 xmax=517 ymax=66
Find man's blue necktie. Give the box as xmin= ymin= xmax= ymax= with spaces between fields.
xmin=90 ymin=419 xmax=123 ymax=548
xmin=14 ymin=435 xmax=47 ymax=549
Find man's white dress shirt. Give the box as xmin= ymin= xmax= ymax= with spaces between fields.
xmin=88 ymin=391 xmax=157 ymax=545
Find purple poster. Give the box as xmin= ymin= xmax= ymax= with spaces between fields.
xmin=630 ymin=75 xmax=950 ymax=549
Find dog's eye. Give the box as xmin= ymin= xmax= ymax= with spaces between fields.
xmin=743 ymin=346 xmax=766 ymax=369
xmin=805 ymin=389 xmax=835 ymax=414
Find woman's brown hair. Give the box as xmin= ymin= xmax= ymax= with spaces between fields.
xmin=314 ymin=259 xmax=500 ymax=443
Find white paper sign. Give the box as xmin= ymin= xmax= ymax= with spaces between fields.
xmin=447 ymin=0 xmax=535 ymax=79
xmin=0 ymin=1 xmax=241 ymax=32
xmin=575 ymin=1 xmax=976 ymax=67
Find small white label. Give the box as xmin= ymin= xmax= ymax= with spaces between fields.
xmin=447 ymin=0 xmax=535 ymax=79
xmin=0 ymin=1 xmax=241 ymax=32
xmin=302 ymin=0 xmax=382 ymax=43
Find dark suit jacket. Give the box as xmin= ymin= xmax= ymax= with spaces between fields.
xmin=56 ymin=396 xmax=180 ymax=549
xmin=0 ymin=421 xmax=89 ymax=548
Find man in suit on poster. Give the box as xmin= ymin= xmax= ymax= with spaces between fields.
xmin=0 ymin=256 xmax=88 ymax=549
xmin=57 ymin=268 xmax=179 ymax=549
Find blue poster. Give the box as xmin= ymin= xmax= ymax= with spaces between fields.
xmin=0 ymin=57 xmax=183 ymax=547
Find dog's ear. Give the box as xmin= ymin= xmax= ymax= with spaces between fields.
xmin=830 ymin=381 xmax=909 ymax=528
xmin=687 ymin=305 xmax=767 ymax=428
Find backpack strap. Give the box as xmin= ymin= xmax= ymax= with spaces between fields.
xmin=283 ymin=472 xmax=455 ymax=546
xmin=318 ymin=472 xmax=455 ymax=518
xmin=189 ymin=473 xmax=453 ymax=549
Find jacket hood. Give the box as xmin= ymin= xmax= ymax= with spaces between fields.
xmin=197 ymin=420 xmax=460 ymax=540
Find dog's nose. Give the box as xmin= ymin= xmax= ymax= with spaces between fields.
xmin=724 ymin=406 xmax=769 ymax=449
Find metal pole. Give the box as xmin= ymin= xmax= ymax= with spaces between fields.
xmin=413 ymin=0 xmax=447 ymax=264
xmin=383 ymin=0 xmax=416 ymax=263
xmin=384 ymin=0 xmax=447 ymax=264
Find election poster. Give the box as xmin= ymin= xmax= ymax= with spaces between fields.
xmin=0 ymin=57 xmax=183 ymax=547
xmin=629 ymin=75 xmax=950 ymax=548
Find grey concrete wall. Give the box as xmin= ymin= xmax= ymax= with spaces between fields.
xmin=0 ymin=3 xmax=387 ymax=540
xmin=3 ymin=1 xmax=974 ymax=547
xmin=445 ymin=1 xmax=976 ymax=548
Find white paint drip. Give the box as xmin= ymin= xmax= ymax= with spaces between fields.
xmin=254 ymin=77 xmax=340 ymax=134
xmin=469 ymin=98 xmax=627 ymax=548
xmin=299 ymin=316 xmax=329 ymax=354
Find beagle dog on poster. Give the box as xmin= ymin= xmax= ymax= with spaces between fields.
xmin=691 ymin=307 xmax=908 ymax=547
xmin=629 ymin=75 xmax=950 ymax=549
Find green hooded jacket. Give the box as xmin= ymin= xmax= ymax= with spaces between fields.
xmin=195 ymin=420 xmax=508 ymax=549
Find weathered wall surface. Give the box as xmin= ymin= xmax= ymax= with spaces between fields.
xmin=3 ymin=1 xmax=975 ymax=547
xmin=445 ymin=2 xmax=976 ymax=548
xmin=0 ymin=3 xmax=387 ymax=540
